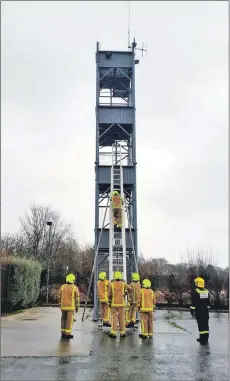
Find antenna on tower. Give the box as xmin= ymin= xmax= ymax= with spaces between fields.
xmin=141 ymin=42 xmax=147 ymax=57
xmin=127 ymin=1 xmax=147 ymax=57
xmin=131 ymin=39 xmax=148 ymax=58
xmin=128 ymin=0 xmax=131 ymax=49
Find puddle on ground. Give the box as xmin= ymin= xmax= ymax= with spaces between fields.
xmin=22 ymin=318 xmax=38 ymax=321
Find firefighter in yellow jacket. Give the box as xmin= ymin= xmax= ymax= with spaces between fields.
xmin=97 ymin=272 xmax=111 ymax=327
xmin=58 ymin=273 xmax=80 ymax=339
xmin=137 ymin=279 xmax=156 ymax=339
xmin=108 ymin=271 xmax=133 ymax=338
xmin=126 ymin=272 xmax=141 ymax=328
xmin=110 ymin=191 xmax=124 ymax=228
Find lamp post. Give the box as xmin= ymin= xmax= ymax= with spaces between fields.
xmin=46 ymin=221 xmax=53 ymax=305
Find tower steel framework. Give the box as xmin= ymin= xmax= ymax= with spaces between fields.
xmin=93 ymin=40 xmax=139 ymax=321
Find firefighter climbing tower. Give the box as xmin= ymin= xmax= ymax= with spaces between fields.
xmin=93 ymin=40 xmax=141 ymax=321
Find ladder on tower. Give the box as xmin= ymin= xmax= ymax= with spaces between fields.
xmin=109 ymin=143 xmax=126 ymax=281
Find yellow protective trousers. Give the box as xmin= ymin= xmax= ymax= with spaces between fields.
xmin=140 ymin=311 xmax=153 ymax=337
xmin=100 ymin=302 xmax=110 ymax=323
xmin=126 ymin=303 xmax=138 ymax=324
xmin=61 ymin=310 xmax=74 ymax=335
xmin=113 ymin=209 xmax=122 ymax=228
xmin=110 ymin=307 xmax=126 ymax=336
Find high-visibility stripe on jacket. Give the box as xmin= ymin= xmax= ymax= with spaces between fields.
xmin=97 ymin=279 xmax=111 ymax=302
xmin=111 ymin=195 xmax=123 ymax=209
xmin=138 ymin=289 xmax=156 ymax=312
xmin=109 ymin=281 xmax=132 ymax=307
xmin=128 ymin=281 xmax=141 ymax=304
xmin=190 ymin=287 xmax=210 ymax=311
xmin=58 ymin=284 xmax=80 ymax=311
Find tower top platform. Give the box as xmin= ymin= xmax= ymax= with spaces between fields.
xmin=96 ymin=41 xmax=135 ymax=54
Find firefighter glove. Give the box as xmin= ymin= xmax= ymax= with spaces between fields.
xmin=190 ymin=309 xmax=195 ymax=318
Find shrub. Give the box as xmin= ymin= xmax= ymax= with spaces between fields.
xmin=182 ymin=291 xmax=191 ymax=306
xmin=209 ymin=291 xmax=216 ymax=306
xmin=1 ymin=257 xmax=42 ymax=310
xmin=39 ymin=283 xmax=61 ymax=303
xmin=155 ymin=290 xmax=167 ymax=304
xmin=219 ymin=290 xmax=228 ymax=307
xmin=39 ymin=283 xmax=90 ymax=304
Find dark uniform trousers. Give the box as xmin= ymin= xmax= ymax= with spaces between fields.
xmin=196 ymin=310 xmax=209 ymax=344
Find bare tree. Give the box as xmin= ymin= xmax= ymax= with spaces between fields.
xmin=182 ymin=248 xmax=218 ymax=284
xmin=223 ymin=267 xmax=229 ymax=299
xmin=138 ymin=257 xmax=173 ymax=290
xmin=57 ymin=238 xmax=80 ymax=270
xmin=80 ymin=244 xmax=94 ymax=280
xmin=55 ymin=237 xmax=90 ymax=280
xmin=19 ymin=204 xmax=72 ymax=265
xmin=184 ymin=248 xmax=217 ymax=272
xmin=1 ymin=233 xmax=27 ymax=257
xmin=173 ymin=263 xmax=189 ymax=286
xmin=207 ymin=267 xmax=227 ymax=308
xmin=181 ymin=247 xmax=229 ymax=307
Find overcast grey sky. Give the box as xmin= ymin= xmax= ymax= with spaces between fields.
xmin=2 ymin=1 xmax=228 ymax=267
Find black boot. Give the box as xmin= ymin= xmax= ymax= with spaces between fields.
xmin=108 ymin=333 xmax=116 ymax=339
xmin=65 ymin=334 xmax=74 ymax=339
xmin=197 ymin=337 xmax=207 ymax=345
xmin=202 ymin=333 xmax=209 ymax=344
xmin=139 ymin=334 xmax=148 ymax=339
xmin=200 ymin=336 xmax=209 ymax=345
xmin=103 ymin=322 xmax=112 ymax=327
xmin=120 ymin=333 xmax=127 ymax=338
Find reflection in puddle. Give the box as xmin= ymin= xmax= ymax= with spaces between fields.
xmin=56 ymin=338 xmax=72 ymax=356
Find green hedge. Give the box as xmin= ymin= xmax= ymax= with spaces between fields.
xmin=5 ymin=257 xmax=42 ymax=309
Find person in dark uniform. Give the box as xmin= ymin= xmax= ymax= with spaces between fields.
xmin=190 ymin=277 xmax=210 ymax=344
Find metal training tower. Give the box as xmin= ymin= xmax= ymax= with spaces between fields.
xmin=93 ymin=39 xmax=142 ymax=321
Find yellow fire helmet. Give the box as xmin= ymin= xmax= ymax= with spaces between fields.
xmin=132 ymin=273 xmax=140 ymax=282
xmin=99 ymin=271 xmax=106 ymax=280
xmin=113 ymin=271 xmax=122 ymax=280
xmin=142 ymin=279 xmax=151 ymax=289
xmin=66 ymin=273 xmax=76 ymax=284
xmin=113 ymin=191 xmax=119 ymax=195
xmin=194 ymin=277 xmax=205 ymax=288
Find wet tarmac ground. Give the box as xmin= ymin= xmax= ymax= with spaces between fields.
xmin=1 ymin=307 xmax=228 ymax=380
